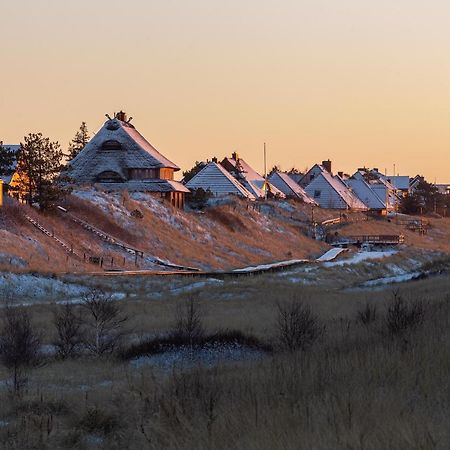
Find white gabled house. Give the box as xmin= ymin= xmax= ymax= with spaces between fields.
xmin=268 ymin=171 xmax=316 ymax=204
xmin=352 ymin=170 xmax=398 ymax=211
xmin=221 ymin=153 xmax=285 ymax=199
xmin=304 ymin=170 xmax=367 ymax=210
xmin=346 ymin=177 xmax=386 ymax=211
xmin=185 ymin=162 xmax=256 ymax=200
xmin=299 ymin=160 xmax=333 ymax=187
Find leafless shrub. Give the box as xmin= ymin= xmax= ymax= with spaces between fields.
xmin=356 ymin=302 xmax=377 ymax=326
xmin=276 ymin=298 xmax=324 ymax=351
xmin=171 ymin=296 xmax=205 ymax=347
xmin=53 ymin=304 xmax=82 ymax=359
xmin=81 ymin=289 xmax=127 ymax=356
xmin=77 ymin=407 xmax=119 ymax=435
xmin=385 ymin=291 xmax=425 ymax=335
xmin=0 ymin=308 xmax=41 ymax=394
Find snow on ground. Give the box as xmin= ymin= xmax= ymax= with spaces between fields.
xmin=0 ymin=273 xmax=90 ymax=303
xmin=316 ymin=248 xmax=347 ymax=262
xmin=360 ymin=272 xmax=423 ymax=289
xmin=323 ymin=250 xmax=397 ymax=267
xmin=233 ymin=259 xmax=309 ymax=273
xmin=131 ymin=343 xmax=264 ymax=371
xmin=168 ymin=279 xmax=224 ymax=295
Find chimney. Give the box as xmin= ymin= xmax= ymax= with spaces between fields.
xmin=116 ymin=111 xmax=127 ymax=122
xmin=232 ymin=152 xmax=239 ymax=161
xmin=322 ymin=159 xmax=332 ymax=174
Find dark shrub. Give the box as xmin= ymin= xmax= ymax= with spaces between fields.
xmin=385 ymin=291 xmax=425 ymax=335
xmin=356 ymin=302 xmax=377 ymax=326
xmin=276 ymin=298 xmax=324 ymax=351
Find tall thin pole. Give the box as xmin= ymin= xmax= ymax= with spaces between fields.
xmin=264 ymin=142 xmax=267 ymax=178
xmin=264 ymin=142 xmax=268 ymax=200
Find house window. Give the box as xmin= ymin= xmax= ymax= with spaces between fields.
xmin=101 ymin=140 xmax=122 ymax=151
xmin=95 ymin=171 xmax=124 ymax=183
xmin=314 ymin=190 xmax=321 ymax=198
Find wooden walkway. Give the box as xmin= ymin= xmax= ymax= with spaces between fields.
xmin=57 ymin=207 xmax=144 ymax=258
xmin=331 ymin=234 xmax=405 ymax=246
xmin=24 ymin=214 xmax=80 ymax=258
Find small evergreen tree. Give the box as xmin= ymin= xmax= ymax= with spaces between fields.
xmin=268 ymin=165 xmax=280 ymax=176
xmin=68 ymin=122 xmax=89 ymax=160
xmin=0 ymin=142 xmax=17 ymax=176
xmin=14 ymin=133 xmax=67 ymax=208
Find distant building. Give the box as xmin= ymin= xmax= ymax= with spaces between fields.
xmin=304 ymin=168 xmax=367 ymax=210
xmin=268 ymin=171 xmax=316 ymax=204
xmin=221 ymin=153 xmax=285 ymax=199
xmin=185 ymin=162 xmax=256 ymax=200
xmin=352 ymin=169 xmax=398 ymax=211
xmin=436 ymin=184 xmax=450 ymax=195
xmin=346 ymin=177 xmax=386 ymax=212
xmin=299 ymin=160 xmax=332 ymax=187
xmin=68 ymin=112 xmax=189 ymax=208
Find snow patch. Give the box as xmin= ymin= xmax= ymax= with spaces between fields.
xmin=324 ymin=250 xmax=397 ymax=267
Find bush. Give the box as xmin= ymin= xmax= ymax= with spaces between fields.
xmin=186 ymin=188 xmax=213 ymax=210
xmin=53 ymin=304 xmax=82 ymax=359
xmin=356 ymin=302 xmax=377 ymax=326
xmin=385 ymin=291 xmax=425 ymax=335
xmin=276 ymin=298 xmax=324 ymax=351
xmin=77 ymin=407 xmax=119 ymax=435
xmin=0 ymin=308 xmax=41 ymax=394
xmin=81 ymin=289 xmax=127 ymax=355
xmin=171 ymin=297 xmax=205 ymax=348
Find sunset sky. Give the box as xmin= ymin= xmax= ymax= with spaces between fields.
xmin=2 ymin=0 xmax=450 ymax=182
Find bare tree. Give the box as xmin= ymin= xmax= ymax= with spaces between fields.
xmin=385 ymin=291 xmax=425 ymax=336
xmin=81 ymin=289 xmax=127 ymax=355
xmin=0 ymin=308 xmax=41 ymax=394
xmin=172 ymin=296 xmax=205 ymax=348
xmin=53 ymin=304 xmax=82 ymax=359
xmin=276 ymin=297 xmax=324 ymax=352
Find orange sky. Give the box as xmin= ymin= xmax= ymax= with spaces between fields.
xmin=1 ymin=1 xmax=450 ymax=182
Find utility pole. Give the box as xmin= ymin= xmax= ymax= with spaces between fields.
xmin=264 ymin=142 xmax=268 ymax=200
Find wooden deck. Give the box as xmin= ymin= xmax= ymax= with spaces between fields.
xmin=331 ymin=234 xmax=405 ymax=246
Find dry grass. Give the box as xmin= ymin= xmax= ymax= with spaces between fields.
xmin=1 ymin=274 xmax=450 ymax=449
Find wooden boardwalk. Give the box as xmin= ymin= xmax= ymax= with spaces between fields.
xmin=331 ymin=234 xmax=405 ymax=246
xmin=24 ymin=214 xmax=80 ymax=258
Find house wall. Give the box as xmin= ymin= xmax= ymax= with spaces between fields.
xmin=305 ymin=175 xmax=348 ymax=209
xmin=300 ymin=165 xmax=323 ymax=187
xmin=128 ymin=168 xmax=175 ymax=180
xmin=159 ymin=168 xmax=175 ymax=180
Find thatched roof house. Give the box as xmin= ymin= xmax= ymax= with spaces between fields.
xmin=68 ymin=112 xmax=189 ymax=208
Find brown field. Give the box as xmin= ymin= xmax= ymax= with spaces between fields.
xmin=1 ymin=268 xmax=450 ymax=449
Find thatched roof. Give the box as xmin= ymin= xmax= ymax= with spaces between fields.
xmin=68 ymin=115 xmax=180 ymax=184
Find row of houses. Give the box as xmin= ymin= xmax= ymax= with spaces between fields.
xmin=186 ymin=157 xmax=409 ymax=213
xmin=1 ymin=111 xmax=449 ymax=212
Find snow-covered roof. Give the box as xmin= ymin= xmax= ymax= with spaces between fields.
xmin=307 ymin=170 xmax=367 ymax=209
xmin=186 ymin=162 xmax=256 ymax=200
xmin=347 ymin=178 xmax=386 ymax=210
xmin=68 ymin=116 xmax=180 ymax=185
xmin=222 ymin=157 xmax=264 ymax=181
xmin=268 ymin=171 xmax=316 ymax=204
xmin=221 ymin=156 xmax=285 ymax=198
xmin=385 ymin=175 xmax=410 ymax=190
